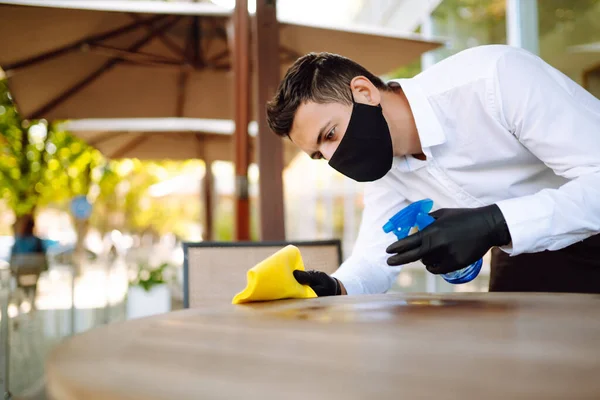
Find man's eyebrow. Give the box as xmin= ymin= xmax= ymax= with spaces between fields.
xmin=310 ymin=120 xmax=331 ymax=159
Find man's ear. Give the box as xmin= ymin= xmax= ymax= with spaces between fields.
xmin=350 ymin=76 xmax=381 ymax=106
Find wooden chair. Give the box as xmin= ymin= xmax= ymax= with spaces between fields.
xmin=183 ymin=240 xmax=342 ymax=308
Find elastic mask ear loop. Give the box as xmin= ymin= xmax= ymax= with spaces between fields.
xmin=351 ymin=90 xmax=382 ymax=109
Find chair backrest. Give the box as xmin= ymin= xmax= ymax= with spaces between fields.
xmin=183 ymin=240 xmax=342 ymax=308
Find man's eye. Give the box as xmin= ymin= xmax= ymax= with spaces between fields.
xmin=326 ymin=127 xmax=335 ymax=140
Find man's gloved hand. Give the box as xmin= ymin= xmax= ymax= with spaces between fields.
xmin=293 ymin=270 xmax=341 ymax=296
xmin=386 ymin=204 xmax=512 ymax=274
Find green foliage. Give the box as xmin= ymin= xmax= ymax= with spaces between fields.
xmin=388 ymin=59 xmax=422 ymax=80
xmin=537 ymin=1 xmax=600 ymax=41
xmin=430 ymin=0 xmax=506 ymax=62
xmin=0 ymin=79 xmax=103 ymax=218
xmin=1 ymin=79 xmax=203 ymax=239
xmin=129 ymin=261 xmax=174 ymax=292
xmin=387 ymin=0 xmax=506 ymax=80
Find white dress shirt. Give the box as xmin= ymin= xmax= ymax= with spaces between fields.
xmin=331 ymin=45 xmax=600 ymax=295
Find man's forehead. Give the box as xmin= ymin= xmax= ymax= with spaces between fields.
xmin=290 ymin=101 xmax=342 ymax=144
xmin=289 ymin=101 xmax=321 ymax=145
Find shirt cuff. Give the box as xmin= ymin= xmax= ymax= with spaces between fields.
xmin=495 ymin=194 xmax=553 ymax=255
xmin=331 ymin=269 xmax=364 ymax=295
xmin=331 ymin=257 xmax=402 ymax=295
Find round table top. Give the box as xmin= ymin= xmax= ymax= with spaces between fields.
xmin=46 ymin=293 xmax=600 ymax=400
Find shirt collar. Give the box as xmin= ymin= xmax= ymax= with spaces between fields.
xmin=392 ymin=78 xmax=446 ymax=149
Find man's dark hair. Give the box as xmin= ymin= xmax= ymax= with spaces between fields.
xmin=266 ymin=52 xmax=389 ymax=137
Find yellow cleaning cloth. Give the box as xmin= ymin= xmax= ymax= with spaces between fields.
xmin=232 ymin=245 xmax=317 ymax=304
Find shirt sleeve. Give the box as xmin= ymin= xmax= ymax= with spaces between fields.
xmin=331 ymin=179 xmax=407 ymax=295
xmin=493 ymin=47 xmax=600 ymax=255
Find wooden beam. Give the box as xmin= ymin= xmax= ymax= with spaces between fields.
xmin=4 ymin=14 xmax=166 ymax=71
xmin=253 ymin=0 xmax=286 ymax=240
xmin=232 ymin=0 xmax=251 ymax=241
xmin=29 ymin=16 xmax=182 ymax=120
xmin=196 ymin=134 xmax=214 ymax=241
xmin=203 ymin=159 xmax=214 ymax=241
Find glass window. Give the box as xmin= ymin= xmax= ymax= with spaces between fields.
xmin=538 ymin=0 xmax=600 ymax=97
xmin=430 ymin=0 xmax=507 ymax=62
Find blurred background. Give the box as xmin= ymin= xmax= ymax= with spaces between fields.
xmin=1 ymin=0 xmax=599 ymax=397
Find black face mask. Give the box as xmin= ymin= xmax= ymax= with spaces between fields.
xmin=328 ymin=99 xmax=393 ymax=182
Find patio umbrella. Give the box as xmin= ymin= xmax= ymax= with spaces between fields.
xmin=0 ymin=0 xmax=443 ymax=240
xmin=0 ymin=0 xmax=443 ymax=120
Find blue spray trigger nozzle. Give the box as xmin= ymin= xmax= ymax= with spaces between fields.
xmin=382 ymin=198 xmax=483 ymax=284
xmin=416 ymin=212 xmax=436 ymax=230
xmin=382 ymin=198 xmax=434 ymax=240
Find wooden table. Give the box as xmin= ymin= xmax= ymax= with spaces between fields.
xmin=46 ymin=293 xmax=600 ymax=399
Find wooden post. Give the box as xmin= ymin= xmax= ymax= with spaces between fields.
xmin=232 ymin=0 xmax=251 ymax=241
xmin=203 ymin=160 xmax=214 ymax=241
xmin=254 ymin=0 xmax=286 ymax=240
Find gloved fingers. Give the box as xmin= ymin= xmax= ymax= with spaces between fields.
xmin=386 ymin=231 xmax=423 ymax=254
xmin=421 ymin=251 xmax=446 ymax=274
xmin=293 ymin=270 xmax=313 ymax=285
xmin=311 ymin=284 xmax=329 ymax=297
xmin=428 ymin=209 xmax=444 ymax=220
xmin=386 ymin=245 xmax=425 ymax=266
xmin=424 ymin=260 xmax=456 ymax=275
xmin=429 ymin=208 xmax=465 ymax=220
xmin=425 ymin=256 xmax=470 ymax=275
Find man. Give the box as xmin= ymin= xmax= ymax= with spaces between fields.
xmin=10 ymin=216 xmax=48 ymax=303
xmin=266 ymin=45 xmax=600 ymax=296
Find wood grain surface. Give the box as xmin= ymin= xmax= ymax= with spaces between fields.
xmin=46 ymin=293 xmax=600 ymax=400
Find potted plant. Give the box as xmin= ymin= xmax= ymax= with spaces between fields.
xmin=126 ymin=261 xmax=173 ymax=320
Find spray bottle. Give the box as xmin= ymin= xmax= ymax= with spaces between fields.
xmin=382 ymin=198 xmax=482 ymax=284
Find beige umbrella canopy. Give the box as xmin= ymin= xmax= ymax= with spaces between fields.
xmin=0 ymin=0 xmax=443 ymax=121
xmin=59 ymin=117 xmax=300 ymax=165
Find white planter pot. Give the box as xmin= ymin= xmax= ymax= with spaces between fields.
xmin=127 ymin=284 xmax=171 ymax=320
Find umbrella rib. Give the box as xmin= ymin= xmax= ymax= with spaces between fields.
xmin=203 ymin=18 xmax=216 ymax=62
xmin=205 ymin=49 xmax=229 ymax=65
xmin=29 ymin=16 xmax=183 ymax=120
xmin=88 ymin=44 xmax=182 ymax=64
xmin=110 ymin=134 xmax=150 ymax=159
xmin=3 ymin=14 xmax=167 ymax=72
xmin=279 ymin=45 xmax=302 ymax=63
xmin=195 ymin=132 xmax=206 ymax=160
xmin=176 ymin=70 xmax=189 ymax=117
xmin=192 ymin=16 xmax=204 ymax=67
xmin=87 ymin=132 xmax=126 ymax=147
xmin=174 ymin=18 xmax=200 ymax=116
xmin=183 ymin=16 xmax=195 ymax=62
xmin=128 ymin=13 xmax=188 ymax=64
xmin=87 ymin=46 xmax=184 ymax=68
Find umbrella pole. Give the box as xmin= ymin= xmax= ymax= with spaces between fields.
xmin=203 ymin=160 xmax=214 ymax=241
xmin=233 ymin=0 xmax=251 ymax=241
xmin=254 ymin=0 xmax=286 ymax=240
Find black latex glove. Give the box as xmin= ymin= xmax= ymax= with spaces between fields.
xmin=293 ymin=270 xmax=341 ymax=296
xmin=386 ymin=204 xmax=511 ymax=274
